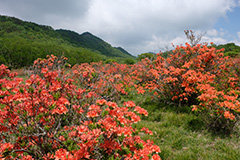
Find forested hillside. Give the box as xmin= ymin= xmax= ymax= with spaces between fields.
xmin=215 ymin=42 xmax=240 ymax=57
xmin=56 ymin=29 xmax=133 ymax=58
xmin=0 ymin=15 xmax=134 ymax=68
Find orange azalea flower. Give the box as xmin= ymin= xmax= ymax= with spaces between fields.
xmin=124 ymin=101 xmax=136 ymax=107
xmin=25 ymin=79 xmax=32 ymax=86
xmin=137 ymin=87 xmax=145 ymax=94
xmin=107 ymin=101 xmax=118 ymax=108
xmin=82 ymin=71 xmax=88 ymax=78
xmin=141 ymin=127 xmax=153 ymax=135
xmin=0 ymin=143 xmax=13 ymax=152
xmin=152 ymin=154 xmax=161 ymax=160
xmin=21 ymin=155 xmax=34 ymax=160
xmin=96 ymin=99 xmax=107 ymax=106
xmin=130 ymin=114 xmax=141 ymax=123
xmin=41 ymin=68 xmax=48 ymax=74
xmin=58 ymin=97 xmax=70 ymax=105
xmin=52 ymin=105 xmax=68 ymax=115
xmin=134 ymin=106 xmax=148 ymax=116
xmin=224 ymin=111 xmax=235 ymax=120
xmin=55 ymin=148 xmax=73 ymax=160
xmin=191 ymin=105 xmax=198 ymax=111
xmin=72 ymin=105 xmax=84 ymax=114
xmin=87 ymin=110 xmax=99 ymax=118
xmin=58 ymin=136 xmax=65 ymax=141
xmin=117 ymin=115 xmax=128 ymax=124
xmin=152 ymin=145 xmax=161 ymax=153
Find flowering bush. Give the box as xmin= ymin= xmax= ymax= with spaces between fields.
xmin=147 ymin=43 xmax=240 ymax=132
xmin=1 ymin=41 xmax=239 ymax=159
xmin=68 ymin=43 xmax=240 ymax=133
xmin=71 ymin=62 xmax=130 ymax=101
xmin=0 ymin=55 xmax=160 ymax=159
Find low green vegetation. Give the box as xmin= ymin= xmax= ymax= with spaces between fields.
xmin=137 ymin=52 xmax=157 ymax=61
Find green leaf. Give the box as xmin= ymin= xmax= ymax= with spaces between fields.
xmin=29 ymin=87 xmax=34 ymax=93
xmin=19 ymin=88 xmax=24 ymax=93
xmin=102 ymin=110 xmax=109 ymax=117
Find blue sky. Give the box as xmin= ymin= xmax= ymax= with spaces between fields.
xmin=214 ymin=6 xmax=240 ymax=40
xmin=216 ymin=6 xmax=240 ymax=33
xmin=0 ymin=0 xmax=240 ymax=55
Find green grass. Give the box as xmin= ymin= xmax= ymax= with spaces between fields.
xmin=126 ymin=94 xmax=240 ymax=160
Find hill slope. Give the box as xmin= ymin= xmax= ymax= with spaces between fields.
xmin=56 ymin=29 xmax=133 ymax=58
xmin=215 ymin=43 xmax=240 ymax=57
xmin=114 ymin=47 xmax=132 ymax=56
xmin=0 ymin=15 xmax=133 ymax=68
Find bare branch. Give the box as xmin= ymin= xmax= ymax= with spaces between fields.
xmin=184 ymin=30 xmax=206 ymax=46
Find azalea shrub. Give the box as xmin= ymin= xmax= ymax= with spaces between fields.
xmin=148 ymin=43 xmax=240 ymax=132
xmin=71 ymin=59 xmax=157 ymax=103
xmin=0 ymin=41 xmax=239 ymax=159
xmin=0 ymin=55 xmax=161 ymax=160
xmin=71 ymin=62 xmax=131 ymax=101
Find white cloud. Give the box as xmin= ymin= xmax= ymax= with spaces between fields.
xmin=207 ymin=29 xmax=219 ymax=37
xmin=171 ymin=36 xmax=187 ymax=46
xmin=0 ymin=0 xmax=92 ymax=28
xmin=202 ymin=36 xmax=228 ymax=44
xmin=78 ymin=0 xmax=239 ymax=55
xmin=234 ymin=40 xmax=240 ymax=46
xmin=238 ymin=32 xmax=240 ymax=39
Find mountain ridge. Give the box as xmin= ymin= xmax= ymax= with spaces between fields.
xmin=0 ymin=15 xmax=134 ymax=68
xmin=56 ymin=29 xmax=133 ymax=57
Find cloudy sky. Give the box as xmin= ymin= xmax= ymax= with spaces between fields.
xmin=0 ymin=0 xmax=240 ymax=56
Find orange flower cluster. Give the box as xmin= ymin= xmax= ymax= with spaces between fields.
xmin=0 ymin=55 xmax=160 ymax=159
xmin=143 ymin=43 xmax=240 ymax=131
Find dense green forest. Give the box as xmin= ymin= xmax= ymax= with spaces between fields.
xmin=56 ymin=30 xmax=133 ymax=58
xmin=0 ymin=15 xmax=134 ymax=68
